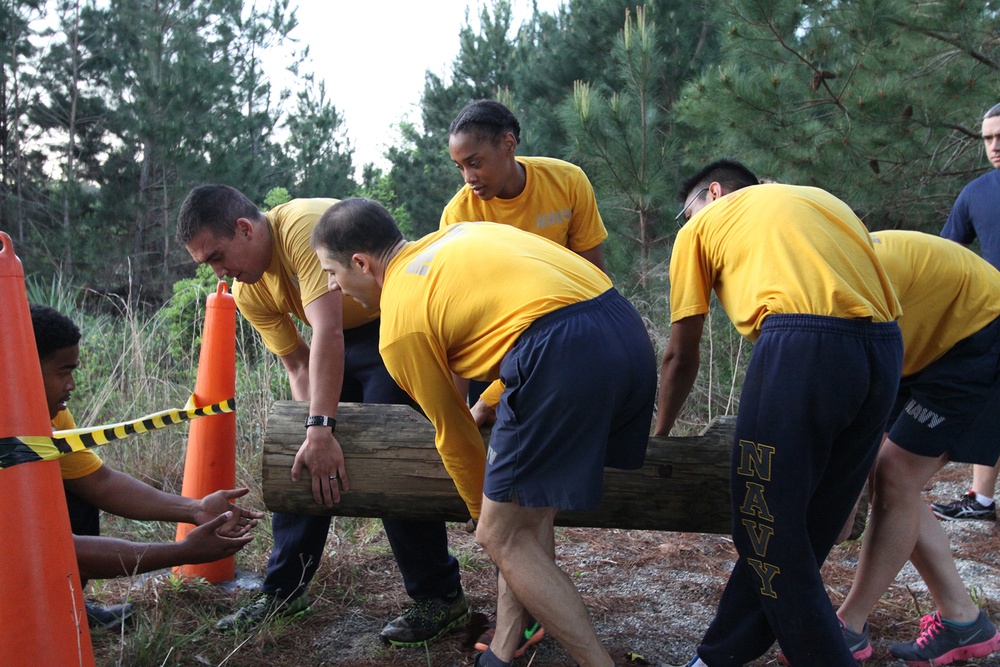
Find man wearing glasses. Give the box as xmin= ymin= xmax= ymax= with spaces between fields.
xmin=934 ymin=103 xmax=1000 ymax=523
xmin=658 ymin=159 xmax=903 ymax=667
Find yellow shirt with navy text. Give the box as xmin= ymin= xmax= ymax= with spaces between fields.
xmin=669 ymin=184 xmax=901 ymax=340
xmin=379 ymin=222 xmax=613 ymax=517
xmin=872 ymin=230 xmax=1000 ymax=376
xmin=233 ymin=198 xmax=378 ymax=356
xmin=440 ymin=156 xmax=608 ymax=253
xmin=56 ymin=409 xmax=103 ymax=480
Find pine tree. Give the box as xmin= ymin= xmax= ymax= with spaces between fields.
xmin=675 ymin=0 xmax=1000 ymax=231
xmin=387 ymin=0 xmax=519 ymax=236
xmin=0 ymin=0 xmax=46 ymax=249
xmin=562 ymin=6 xmax=677 ymax=287
xmin=281 ymin=75 xmax=356 ymax=199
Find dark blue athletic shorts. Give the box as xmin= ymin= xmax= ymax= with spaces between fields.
xmin=888 ymin=314 xmax=1000 ymax=465
xmin=483 ymin=289 xmax=656 ymax=510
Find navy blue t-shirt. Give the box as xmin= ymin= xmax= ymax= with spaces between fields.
xmin=941 ymin=169 xmax=1000 ymax=268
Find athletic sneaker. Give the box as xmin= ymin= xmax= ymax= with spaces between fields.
xmin=930 ymin=491 xmax=996 ymax=521
xmin=889 ymin=611 xmax=1000 ymax=666
xmin=379 ymin=590 xmax=470 ymax=646
xmin=85 ymin=601 xmax=134 ymax=632
xmin=777 ymin=616 xmax=872 ymax=664
xmin=473 ymin=613 xmax=545 ymax=658
xmin=215 ymin=591 xmax=310 ymax=632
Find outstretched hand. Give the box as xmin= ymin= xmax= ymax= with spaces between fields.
xmin=193 ymin=487 xmax=265 ymax=530
xmin=181 ymin=511 xmax=254 ymax=563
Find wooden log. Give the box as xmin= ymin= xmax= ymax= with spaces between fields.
xmin=263 ymin=401 xmax=735 ymax=534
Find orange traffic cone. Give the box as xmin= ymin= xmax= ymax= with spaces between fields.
xmin=174 ymin=280 xmax=237 ymax=583
xmin=0 ymin=232 xmax=95 ymax=666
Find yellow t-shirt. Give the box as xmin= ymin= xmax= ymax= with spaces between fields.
xmin=379 ymin=222 xmax=612 ymax=517
xmin=440 ymin=156 xmax=608 ymax=253
xmin=56 ymin=409 xmax=103 ymax=480
xmin=872 ymin=230 xmax=1000 ymax=376
xmin=669 ymin=184 xmax=901 ymax=340
xmin=233 ymin=198 xmax=379 ymax=356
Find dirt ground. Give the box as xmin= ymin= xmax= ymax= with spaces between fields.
xmin=94 ymin=462 xmax=1000 ymax=667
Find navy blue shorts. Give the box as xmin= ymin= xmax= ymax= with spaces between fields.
xmin=888 ymin=314 xmax=1000 ymax=465
xmin=484 ymin=289 xmax=656 ymax=510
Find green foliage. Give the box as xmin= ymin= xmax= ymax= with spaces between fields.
xmin=674 ymin=0 xmax=1000 ymax=231
xmin=355 ymin=165 xmax=413 ymax=235
xmin=7 ymin=0 xmax=354 ymax=302
xmin=263 ymin=186 xmax=292 ymax=211
xmin=24 ymin=271 xmax=82 ymax=317
xmin=162 ymin=263 xmax=227 ymax=363
xmin=386 ymin=0 xmax=519 ymax=236
xmin=562 ymin=6 xmax=679 ymax=287
xmin=281 ymin=76 xmax=357 ymax=198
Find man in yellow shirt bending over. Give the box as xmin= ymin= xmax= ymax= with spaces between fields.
xmin=311 ymin=198 xmax=656 ymax=667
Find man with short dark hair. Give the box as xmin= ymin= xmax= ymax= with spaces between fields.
xmin=178 ymin=186 xmax=466 ymax=644
xmin=934 ymin=102 xmax=1000 ymax=522
xmin=311 ymin=198 xmax=656 ymax=667
xmin=658 ymin=160 xmax=903 ymax=667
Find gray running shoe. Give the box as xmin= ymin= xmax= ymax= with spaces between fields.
xmin=930 ymin=491 xmax=996 ymax=521
xmin=889 ymin=611 xmax=1000 ymax=666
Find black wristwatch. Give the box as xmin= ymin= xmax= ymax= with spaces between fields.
xmin=304 ymin=415 xmax=336 ymax=431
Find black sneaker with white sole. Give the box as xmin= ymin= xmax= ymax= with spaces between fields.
xmin=930 ymin=491 xmax=996 ymax=521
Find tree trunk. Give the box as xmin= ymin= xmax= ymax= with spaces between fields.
xmin=262 ymin=401 xmax=735 ymax=534
xmin=62 ymin=0 xmax=81 ymax=273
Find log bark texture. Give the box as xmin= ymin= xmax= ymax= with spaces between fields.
xmin=263 ymin=401 xmax=735 ymax=533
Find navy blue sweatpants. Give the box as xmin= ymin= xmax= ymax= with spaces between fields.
xmin=263 ymin=319 xmax=461 ymax=601
xmin=698 ymin=315 xmax=901 ymax=667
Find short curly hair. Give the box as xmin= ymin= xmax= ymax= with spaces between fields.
xmin=29 ymin=303 xmax=81 ymax=361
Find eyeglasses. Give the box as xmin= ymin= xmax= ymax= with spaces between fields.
xmin=675 ymin=187 xmax=709 ymax=223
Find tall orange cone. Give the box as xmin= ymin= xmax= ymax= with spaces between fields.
xmin=174 ymin=280 xmax=237 ymax=583
xmin=0 ymin=232 xmax=95 ymax=666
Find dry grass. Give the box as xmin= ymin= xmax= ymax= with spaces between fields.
xmin=85 ymin=460 xmax=1000 ymax=666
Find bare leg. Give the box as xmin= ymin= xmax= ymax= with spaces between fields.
xmin=477 ymin=497 xmax=613 ymax=667
xmin=837 ymin=440 xmax=948 ymax=632
xmin=971 ymin=463 xmax=1000 ymax=499
xmin=490 ymin=514 xmax=553 ymax=659
xmin=909 ymin=502 xmax=981 ymax=622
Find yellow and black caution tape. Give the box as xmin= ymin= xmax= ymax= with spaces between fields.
xmin=0 ymin=396 xmax=235 ymax=471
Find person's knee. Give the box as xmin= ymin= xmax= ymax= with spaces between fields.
xmin=475 ymin=518 xmax=507 ymax=560
xmin=871 ymin=442 xmax=938 ymax=505
xmin=476 ymin=515 xmax=537 ymax=565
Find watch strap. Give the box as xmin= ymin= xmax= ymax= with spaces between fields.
xmin=304 ymin=415 xmax=336 ymax=431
